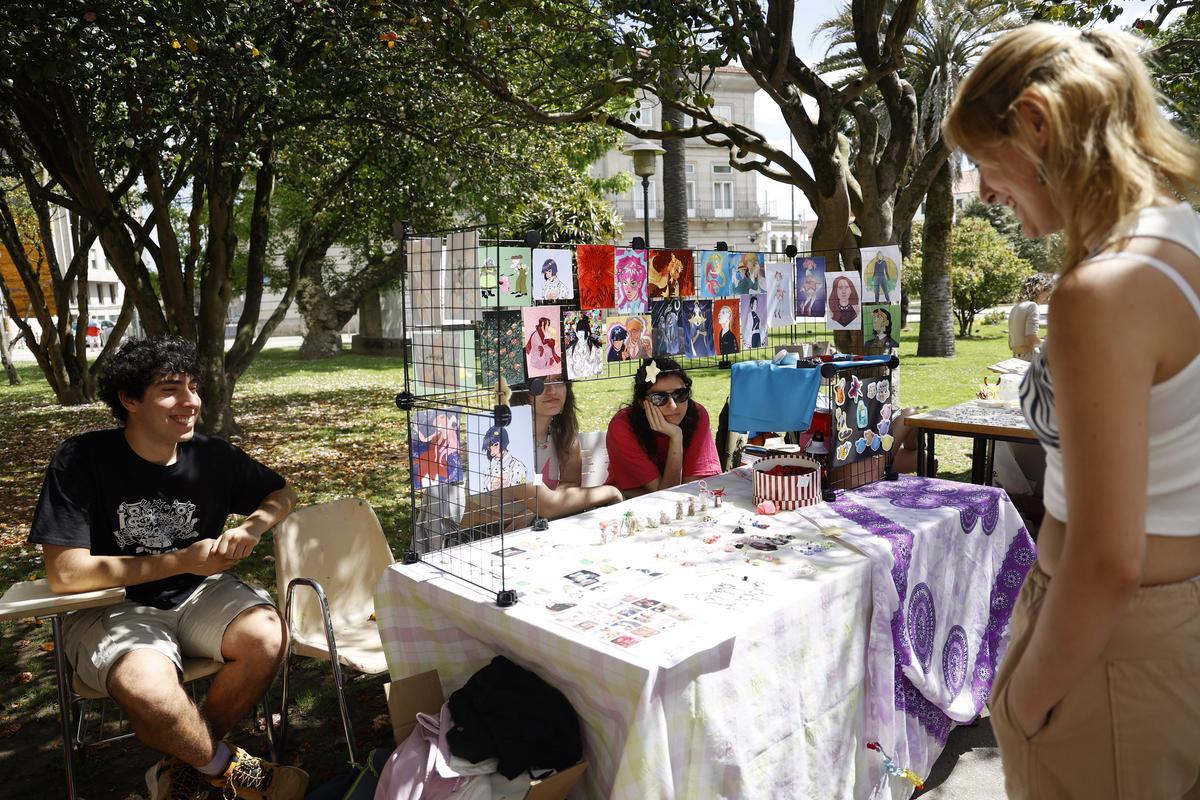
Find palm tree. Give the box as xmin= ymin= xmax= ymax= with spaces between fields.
xmin=815 ymin=0 xmax=1024 ymax=356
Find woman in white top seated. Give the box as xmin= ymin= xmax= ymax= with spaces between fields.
xmin=946 ymin=23 xmax=1200 ymax=798
xmin=1007 ymin=273 xmax=1055 ymax=361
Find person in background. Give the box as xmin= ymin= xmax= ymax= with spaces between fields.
xmin=946 ymin=23 xmax=1200 ymax=797
xmin=509 ymin=381 xmax=622 ymax=518
xmin=605 ymin=358 xmax=721 ymax=498
xmin=27 ymin=336 xmax=307 ymax=799
xmin=1008 ymin=273 xmax=1056 ymax=361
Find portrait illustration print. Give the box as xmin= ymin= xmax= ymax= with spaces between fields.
xmin=740 ymin=293 xmax=767 ymax=349
xmin=614 ymin=248 xmax=649 ymax=314
xmin=794 ymin=255 xmax=827 ymax=319
xmin=764 ymin=263 xmax=794 ymax=328
xmin=713 ymin=299 xmax=741 ymax=356
xmin=648 ymin=249 xmax=695 ymax=299
xmin=825 ymin=271 xmax=863 ymax=332
xmin=466 ymin=405 xmax=534 ymax=494
xmin=496 ymin=247 xmax=533 ymax=307
xmin=859 ymin=244 xmax=902 ymax=305
xmin=410 ymin=408 xmax=463 ymax=490
xmin=531 ymin=248 xmax=574 ymax=301
xmin=521 ymin=306 xmax=563 ymax=379
xmin=563 ymin=309 xmax=605 ymax=380
xmin=681 ymin=299 xmax=715 ymax=358
xmin=651 ymin=299 xmax=684 ymax=357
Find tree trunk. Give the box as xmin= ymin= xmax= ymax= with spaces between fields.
xmin=359 ymin=287 xmax=383 ymax=338
xmin=917 ymin=162 xmax=956 ymax=357
xmin=660 ymin=103 xmax=689 ymax=249
xmin=296 ymin=248 xmax=346 ymax=360
xmin=898 ymin=226 xmax=912 ymax=329
xmin=0 ymin=310 xmax=19 ymax=385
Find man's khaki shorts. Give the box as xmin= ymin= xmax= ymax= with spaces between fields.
xmin=61 ymin=573 xmax=274 ymax=697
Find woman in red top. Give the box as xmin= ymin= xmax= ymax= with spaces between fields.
xmin=605 ymin=358 xmax=722 ymax=497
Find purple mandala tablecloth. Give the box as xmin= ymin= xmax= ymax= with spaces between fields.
xmin=821 ymin=475 xmax=1036 ymax=795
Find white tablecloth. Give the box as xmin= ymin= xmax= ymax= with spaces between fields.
xmin=375 ymin=472 xmax=1035 ymax=799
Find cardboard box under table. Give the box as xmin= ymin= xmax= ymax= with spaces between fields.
xmin=385 ymin=669 xmax=586 ymax=800
xmin=376 ymin=471 xmax=1035 ymax=799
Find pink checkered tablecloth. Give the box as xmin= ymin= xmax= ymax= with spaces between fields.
xmin=375 ymin=472 xmax=1033 ymax=799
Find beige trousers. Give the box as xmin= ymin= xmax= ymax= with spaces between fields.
xmin=990 ymin=562 xmax=1200 ymax=799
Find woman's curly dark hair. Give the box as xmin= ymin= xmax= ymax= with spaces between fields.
xmin=99 ymin=336 xmax=204 ymax=423
xmin=627 ymin=357 xmax=699 ymax=462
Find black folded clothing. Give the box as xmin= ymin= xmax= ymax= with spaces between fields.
xmin=447 ymin=655 xmax=583 ymax=779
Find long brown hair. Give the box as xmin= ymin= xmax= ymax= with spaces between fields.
xmin=512 ymin=381 xmax=579 ymax=460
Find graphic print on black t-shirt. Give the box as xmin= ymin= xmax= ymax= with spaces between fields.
xmin=114 ymin=499 xmax=199 ymax=552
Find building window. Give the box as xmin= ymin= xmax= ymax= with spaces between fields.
xmin=633 ymin=179 xmax=657 ymax=219
xmin=632 ymin=99 xmax=654 ymax=128
xmin=713 ymin=163 xmax=732 ymax=175
xmin=109 ymin=284 xmax=118 ymax=304
xmin=712 ymin=104 xmax=732 ymax=121
xmin=713 ymin=181 xmax=733 ymax=217
xmin=685 ymin=164 xmax=696 ymax=217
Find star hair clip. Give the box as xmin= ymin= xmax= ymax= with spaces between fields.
xmin=643 ymin=360 xmax=661 ymax=383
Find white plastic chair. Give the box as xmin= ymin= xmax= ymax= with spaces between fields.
xmin=273 ymin=497 xmax=394 ymax=766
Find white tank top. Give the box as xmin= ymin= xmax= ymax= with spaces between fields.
xmin=1020 ymin=202 xmax=1200 ymax=535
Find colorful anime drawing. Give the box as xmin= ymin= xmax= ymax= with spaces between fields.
xmin=614 ymin=248 xmax=649 ymax=313
xmin=467 ymin=406 xmax=534 ymax=494
xmin=765 ymin=264 xmax=795 ymax=328
xmin=564 ymin=309 xmax=605 ymax=379
xmin=714 ymin=299 xmax=741 ymax=356
xmin=740 ymin=293 xmax=767 ymax=349
xmin=826 ymin=271 xmax=863 ymax=332
xmin=577 ymin=244 xmax=616 ymax=310
xmin=532 ymin=248 xmax=574 ymax=301
xmin=681 ymin=299 xmax=715 ymax=358
xmin=860 ymin=244 xmax=902 ymax=305
xmin=623 ymin=315 xmax=653 ymax=359
xmin=794 ymin=256 xmax=827 ymax=318
xmin=732 ymin=252 xmax=762 ymax=294
xmin=521 ymin=306 xmax=563 ymax=378
xmin=648 ymin=249 xmax=695 ymax=299
xmin=496 ymin=247 xmax=533 ymax=307
xmin=651 ymin=299 xmax=683 ymax=356
xmin=606 ymin=321 xmax=630 ymax=362
xmin=721 ymin=252 xmax=743 ymax=297
xmin=411 ymin=408 xmax=463 ymax=489
xmin=699 ymin=250 xmax=726 ymax=299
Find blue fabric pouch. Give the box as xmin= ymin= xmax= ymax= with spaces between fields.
xmin=729 ymin=360 xmax=822 ymax=433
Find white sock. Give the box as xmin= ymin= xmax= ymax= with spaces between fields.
xmin=198 ymin=741 xmax=233 ymax=777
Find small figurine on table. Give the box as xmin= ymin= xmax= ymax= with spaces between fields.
xmin=675 ymin=500 xmax=684 ymax=520
xmin=687 ymin=497 xmax=696 ymax=516
xmin=660 ymin=509 xmax=672 ymax=526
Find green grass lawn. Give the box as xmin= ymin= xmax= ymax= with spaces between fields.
xmin=0 ymin=318 xmax=1014 ymax=797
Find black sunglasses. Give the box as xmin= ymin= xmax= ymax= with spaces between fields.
xmin=647 ymin=387 xmax=691 ymax=407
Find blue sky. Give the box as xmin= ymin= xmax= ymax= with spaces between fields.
xmin=754 ymin=0 xmax=1169 ymax=222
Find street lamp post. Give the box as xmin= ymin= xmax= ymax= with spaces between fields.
xmin=624 ymin=138 xmax=665 ymax=249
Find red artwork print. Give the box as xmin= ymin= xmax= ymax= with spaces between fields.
xmin=647 ymin=249 xmax=695 ymax=299
xmin=577 ymin=244 xmax=616 ymax=310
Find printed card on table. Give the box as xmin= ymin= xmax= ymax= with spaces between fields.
xmin=648 ymin=249 xmax=695 ymax=299
xmin=794 ymin=255 xmax=827 ymax=319
xmin=680 ymin=299 xmax=715 ymax=358
xmin=764 ymin=263 xmax=795 ymax=328
xmin=563 ymin=309 xmax=605 ymax=379
xmin=521 ymin=306 xmax=564 ymax=379
xmin=576 ymin=244 xmax=616 ymax=310
xmin=825 ymin=271 xmax=863 ymax=332
xmin=859 ymin=244 xmax=902 ymax=305
xmin=531 ymin=248 xmax=574 ymax=301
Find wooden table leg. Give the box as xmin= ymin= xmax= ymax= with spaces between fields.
xmin=970 ymin=437 xmax=988 ymax=484
xmin=916 ymin=428 xmax=927 ymax=477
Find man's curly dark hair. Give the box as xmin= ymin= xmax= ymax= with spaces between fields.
xmin=99 ymin=336 xmax=204 ymax=423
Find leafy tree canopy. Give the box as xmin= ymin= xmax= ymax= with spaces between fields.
xmin=949 ymin=216 xmax=1031 ymax=336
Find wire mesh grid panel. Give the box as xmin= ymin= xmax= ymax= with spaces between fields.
xmin=397 ymin=222 xmax=894 ymax=603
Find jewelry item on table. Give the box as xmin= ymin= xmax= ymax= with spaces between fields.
xmin=660 ymin=509 xmax=672 ymax=526
xmin=703 ymin=534 xmax=720 ymax=544
xmin=669 ymin=528 xmax=688 ymax=538
xmin=750 ymin=519 xmax=771 ymax=529
xmin=598 ymin=521 xmax=609 ymax=545
xmin=732 ymin=525 xmax=746 ymax=534
xmin=675 ymin=500 xmax=684 ymax=520
xmin=687 ymin=497 xmax=696 ymax=517
xmin=755 ymin=500 xmax=778 ymax=515
xmin=866 ymin=742 xmax=925 ymax=790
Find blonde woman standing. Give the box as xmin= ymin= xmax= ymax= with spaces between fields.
xmin=946 ymin=24 xmax=1200 ymax=798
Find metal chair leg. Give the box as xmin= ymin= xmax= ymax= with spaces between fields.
xmin=51 ymin=615 xmax=77 ymax=800
xmin=281 ymin=579 xmax=359 ymax=767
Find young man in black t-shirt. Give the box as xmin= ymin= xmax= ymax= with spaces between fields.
xmin=28 ymin=337 xmax=307 ymax=800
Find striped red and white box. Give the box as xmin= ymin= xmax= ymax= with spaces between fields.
xmin=752 ymin=455 xmax=823 ymax=510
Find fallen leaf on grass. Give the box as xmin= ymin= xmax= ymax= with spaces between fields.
xmin=0 ymin=722 xmax=21 ymax=737
xmin=13 ymin=639 xmax=30 ymax=649
xmin=39 ymin=642 xmax=54 ymax=652
xmin=15 ymin=672 xmax=32 ymax=683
